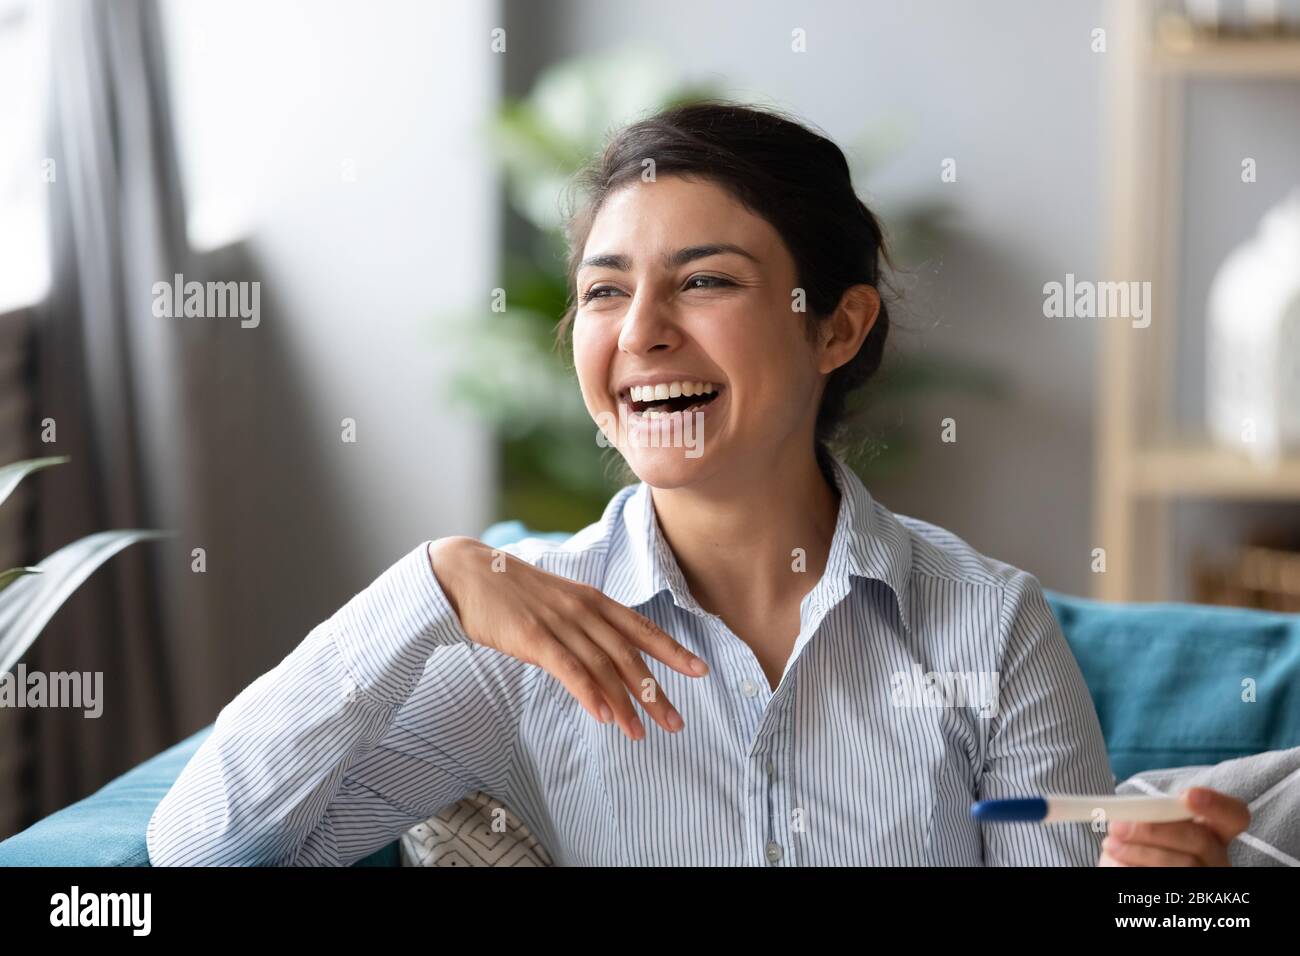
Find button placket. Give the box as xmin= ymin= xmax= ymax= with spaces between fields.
xmin=702 ymin=611 xmax=785 ymax=865
xmin=763 ymin=714 xmax=801 ymax=868
xmin=704 ymin=618 xmax=767 ymax=745
xmin=762 ymin=753 xmax=783 ymax=866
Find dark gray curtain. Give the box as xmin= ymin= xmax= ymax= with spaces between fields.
xmin=24 ymin=0 xmax=191 ymax=825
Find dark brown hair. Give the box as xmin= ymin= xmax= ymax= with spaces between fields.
xmin=556 ymin=100 xmax=894 ymax=476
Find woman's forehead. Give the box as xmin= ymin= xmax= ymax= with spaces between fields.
xmin=582 ymin=178 xmax=778 ymax=264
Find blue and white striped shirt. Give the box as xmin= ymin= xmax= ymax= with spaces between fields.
xmin=147 ymin=455 xmax=1115 ymax=866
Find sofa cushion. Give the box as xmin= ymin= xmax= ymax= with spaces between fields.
xmin=0 ymin=727 xmax=215 ymax=866
xmin=0 ymin=725 xmax=398 ymax=866
xmin=1047 ymin=592 xmax=1300 ymax=781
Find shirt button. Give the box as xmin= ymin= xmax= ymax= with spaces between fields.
xmin=765 ymin=841 xmax=783 ymax=863
xmin=765 ymin=758 xmax=775 ymax=776
xmin=739 ymin=678 xmax=759 ymax=698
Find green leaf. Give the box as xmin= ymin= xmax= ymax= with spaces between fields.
xmin=0 ymin=567 xmax=41 ymax=592
xmin=0 ymin=456 xmax=69 ymax=509
xmin=0 ymin=529 xmax=170 ymax=674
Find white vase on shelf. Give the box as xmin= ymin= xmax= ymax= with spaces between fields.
xmin=1206 ymin=188 xmax=1300 ymax=464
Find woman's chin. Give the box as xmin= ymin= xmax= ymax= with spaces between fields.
xmin=622 ymin=446 xmax=711 ymax=488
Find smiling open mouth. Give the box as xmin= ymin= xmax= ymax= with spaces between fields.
xmin=621 ymin=382 xmax=722 ymax=417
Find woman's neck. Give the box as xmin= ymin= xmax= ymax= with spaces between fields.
xmin=649 ymin=451 xmax=841 ymax=620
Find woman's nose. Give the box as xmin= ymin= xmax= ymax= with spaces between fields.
xmin=617 ymin=290 xmax=681 ymax=354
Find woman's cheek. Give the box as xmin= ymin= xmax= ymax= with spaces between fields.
xmin=570 ymin=323 xmax=603 ymax=409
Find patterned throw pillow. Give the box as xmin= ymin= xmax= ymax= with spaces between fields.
xmin=399 ymin=791 xmax=553 ymax=867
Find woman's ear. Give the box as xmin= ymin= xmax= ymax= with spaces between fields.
xmin=818 ymin=284 xmax=881 ymax=374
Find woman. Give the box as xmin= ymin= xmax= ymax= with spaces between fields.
xmin=148 ymin=102 xmax=1248 ymax=866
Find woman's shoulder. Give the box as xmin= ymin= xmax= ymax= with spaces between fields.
xmin=880 ymin=507 xmax=1062 ymax=652
xmin=482 ymin=484 xmax=641 ymax=586
xmin=837 ymin=458 xmax=1045 ymax=602
xmin=884 ymin=505 xmax=1047 ymax=598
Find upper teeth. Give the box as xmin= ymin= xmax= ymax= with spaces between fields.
xmin=629 ymin=381 xmax=718 ymax=402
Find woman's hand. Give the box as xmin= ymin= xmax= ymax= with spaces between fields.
xmin=428 ymin=536 xmax=709 ymax=742
xmin=1098 ymin=787 xmax=1250 ymax=866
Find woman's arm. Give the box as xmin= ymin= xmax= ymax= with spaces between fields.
xmin=147 ymin=533 xmax=710 ymax=866
xmin=146 ymin=542 xmax=534 ymax=866
xmin=977 ymin=570 xmax=1252 ymax=867
xmin=978 ymin=571 xmax=1116 ymax=866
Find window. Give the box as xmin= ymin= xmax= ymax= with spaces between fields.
xmin=0 ymin=0 xmax=50 ymax=313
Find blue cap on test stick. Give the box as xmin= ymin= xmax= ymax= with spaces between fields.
xmin=970 ymin=797 xmax=1049 ymax=822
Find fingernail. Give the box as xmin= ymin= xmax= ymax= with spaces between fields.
xmin=689 ymin=657 xmax=709 ymax=676
xmin=1111 ymin=821 xmax=1133 ymax=839
xmin=598 ymin=703 xmax=613 ymax=723
xmin=667 ymin=710 xmax=684 ymax=732
xmin=632 ymin=716 xmax=645 ymax=739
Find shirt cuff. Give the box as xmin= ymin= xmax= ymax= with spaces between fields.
xmin=330 ymin=541 xmax=471 ymax=706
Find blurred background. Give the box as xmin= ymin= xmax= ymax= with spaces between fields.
xmin=0 ymin=0 xmax=1297 ymax=839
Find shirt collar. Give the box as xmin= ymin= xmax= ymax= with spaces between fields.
xmin=602 ymin=454 xmax=914 ymax=636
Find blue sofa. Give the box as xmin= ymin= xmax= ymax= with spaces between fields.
xmin=3 ymin=521 xmax=1299 ymax=866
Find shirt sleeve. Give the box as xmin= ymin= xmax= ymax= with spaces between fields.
xmin=978 ymin=571 xmax=1115 ymax=866
xmin=146 ymin=541 xmax=539 ymax=866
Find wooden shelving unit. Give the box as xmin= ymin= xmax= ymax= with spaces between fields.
xmin=1094 ymin=2 xmax=1300 ymax=601
xmin=1131 ymin=442 xmax=1300 ymax=499
xmin=1153 ymin=34 xmax=1300 ymax=76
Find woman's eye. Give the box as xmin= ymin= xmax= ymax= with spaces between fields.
xmin=579 ymin=286 xmax=621 ymax=304
xmin=580 ymin=276 xmax=733 ymax=304
xmin=685 ymin=275 xmax=733 ymax=291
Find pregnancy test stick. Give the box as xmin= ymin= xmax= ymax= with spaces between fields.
xmin=971 ymin=794 xmax=1193 ymax=824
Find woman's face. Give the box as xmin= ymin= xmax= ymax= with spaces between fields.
xmin=572 ymin=175 xmax=831 ymax=490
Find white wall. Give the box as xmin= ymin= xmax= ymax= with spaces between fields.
xmin=158 ymin=0 xmax=499 ymax=713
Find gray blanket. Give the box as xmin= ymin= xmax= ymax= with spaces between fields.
xmin=1116 ymin=746 xmax=1300 ymax=866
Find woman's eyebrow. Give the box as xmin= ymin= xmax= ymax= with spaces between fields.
xmin=578 ymin=243 xmax=759 ymax=272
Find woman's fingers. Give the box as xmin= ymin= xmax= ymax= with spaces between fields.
xmin=600 ymin=598 xmax=709 ymax=678
xmin=1104 ymin=820 xmax=1229 ymax=866
xmin=1100 ymin=836 xmax=1202 ymax=867
xmin=580 ymin=611 xmax=685 ymax=735
xmin=530 ymin=630 xmax=617 ymax=729
xmin=440 ymin=544 xmax=705 ymax=742
xmin=545 ymin=622 xmax=645 ymax=740
xmin=1182 ymin=787 xmax=1251 ymax=845
xmin=1099 ymin=788 xmax=1250 ymax=867
xmin=532 ymin=590 xmax=688 ymax=740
